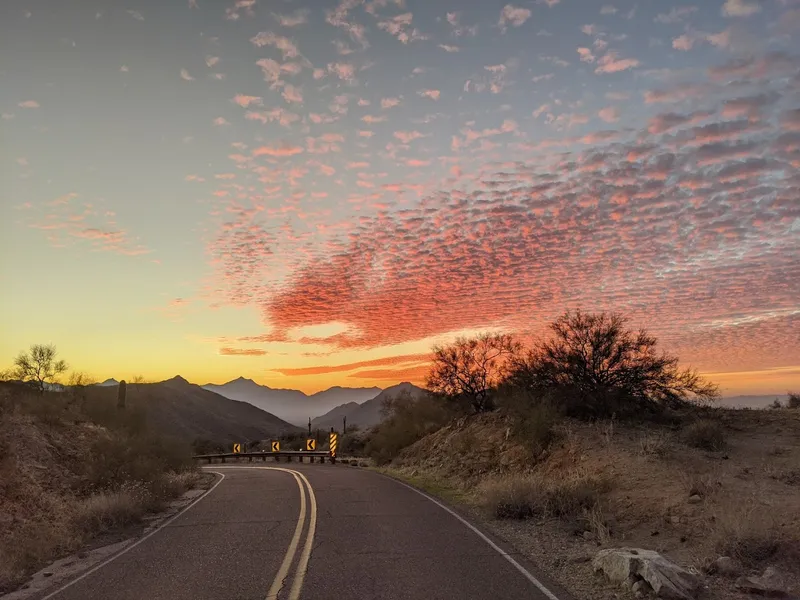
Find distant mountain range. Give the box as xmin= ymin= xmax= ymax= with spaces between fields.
xmin=83 ymin=375 xmax=301 ymax=442
xmin=717 ymin=394 xmax=791 ymax=409
xmin=312 ymin=382 xmax=426 ymax=430
xmin=202 ymin=377 xmax=382 ymax=425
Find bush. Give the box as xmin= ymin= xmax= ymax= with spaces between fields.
xmin=497 ymin=388 xmax=560 ymax=457
xmin=788 ymin=393 xmax=800 ymax=409
xmin=712 ymin=499 xmax=784 ymax=567
xmin=478 ymin=470 xmax=611 ymax=520
xmin=638 ymin=431 xmax=671 ymax=457
xmin=365 ymin=391 xmax=453 ymax=465
xmin=507 ymin=310 xmax=719 ymax=419
xmin=682 ymin=419 xmax=726 ymax=451
xmin=73 ymin=484 xmax=147 ymax=533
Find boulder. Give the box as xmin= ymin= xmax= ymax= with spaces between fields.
xmin=593 ymin=548 xmax=701 ymax=600
xmin=688 ymin=495 xmax=702 ymax=504
xmin=735 ymin=567 xmax=788 ymax=597
xmin=711 ymin=556 xmax=740 ymax=577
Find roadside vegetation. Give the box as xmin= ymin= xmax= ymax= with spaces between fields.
xmin=0 ymin=345 xmax=200 ymax=593
xmin=351 ymin=310 xmax=800 ymax=599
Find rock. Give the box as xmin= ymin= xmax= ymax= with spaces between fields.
xmin=735 ymin=567 xmax=788 ymax=596
xmin=633 ymin=579 xmax=654 ymax=598
xmin=670 ymin=516 xmax=681 ymax=525
xmin=583 ymin=531 xmax=594 ymax=540
xmin=43 ymin=572 xmax=53 ymax=578
xmin=688 ymin=495 xmax=702 ymax=504
xmin=712 ymin=556 xmax=740 ymax=577
xmin=593 ymin=548 xmax=701 ymax=600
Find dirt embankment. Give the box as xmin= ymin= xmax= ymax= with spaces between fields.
xmin=0 ymin=385 xmax=201 ymax=593
xmin=388 ymin=408 xmax=800 ymax=600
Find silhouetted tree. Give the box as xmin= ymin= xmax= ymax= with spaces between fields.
xmin=427 ymin=333 xmax=520 ymax=413
xmin=12 ymin=344 xmax=68 ymax=393
xmin=508 ymin=310 xmax=719 ymax=418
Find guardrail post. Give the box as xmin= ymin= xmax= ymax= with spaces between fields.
xmin=262 ymin=454 xmax=266 ymax=462
xmin=221 ymin=456 xmax=226 ymax=463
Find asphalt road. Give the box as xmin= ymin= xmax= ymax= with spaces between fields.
xmin=34 ymin=464 xmax=572 ymax=600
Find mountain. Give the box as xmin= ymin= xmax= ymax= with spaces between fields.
xmin=83 ymin=376 xmax=301 ymax=443
xmin=95 ymin=378 xmax=120 ymax=387
xmin=202 ymin=377 xmax=381 ymax=425
xmin=312 ymin=382 xmax=426 ymax=430
xmin=719 ymin=394 xmax=791 ymax=409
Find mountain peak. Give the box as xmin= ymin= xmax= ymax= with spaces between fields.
xmin=164 ymin=375 xmax=190 ymax=386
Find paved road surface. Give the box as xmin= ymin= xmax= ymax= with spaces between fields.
xmin=32 ymin=464 xmax=572 ymax=600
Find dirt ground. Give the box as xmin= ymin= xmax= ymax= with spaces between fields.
xmin=389 ymin=407 xmax=800 ymax=600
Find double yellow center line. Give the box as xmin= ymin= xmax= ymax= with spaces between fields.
xmin=264 ymin=467 xmax=317 ymax=600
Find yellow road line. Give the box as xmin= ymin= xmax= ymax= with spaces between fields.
xmin=208 ymin=466 xmax=318 ymax=600
xmin=263 ymin=468 xmax=306 ymax=600
xmin=288 ymin=470 xmax=317 ymax=600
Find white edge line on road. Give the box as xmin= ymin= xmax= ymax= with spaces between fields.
xmin=388 ymin=477 xmax=562 ymax=600
xmin=39 ymin=472 xmax=227 ymax=600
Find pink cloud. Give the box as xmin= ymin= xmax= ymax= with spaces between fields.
xmin=722 ymin=0 xmax=761 ymax=18
xmin=418 ymin=89 xmax=440 ymax=100
xmin=252 ymin=143 xmax=304 ymax=157
xmin=598 ymin=107 xmax=620 ymax=123
xmin=498 ymin=4 xmax=532 ymax=31
xmin=18 ymin=100 xmax=40 ymax=108
xmin=595 ymin=51 xmax=640 ymax=73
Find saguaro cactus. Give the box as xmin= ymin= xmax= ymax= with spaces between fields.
xmin=117 ymin=380 xmax=127 ymax=409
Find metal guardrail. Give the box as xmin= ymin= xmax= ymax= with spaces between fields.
xmin=194 ymin=451 xmax=336 ymax=464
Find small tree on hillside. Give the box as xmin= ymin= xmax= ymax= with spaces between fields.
xmin=508 ymin=311 xmax=719 ymax=418
xmin=788 ymin=392 xmax=800 ymax=410
xmin=12 ymin=344 xmax=69 ymax=393
xmin=427 ymin=333 xmax=520 ymax=413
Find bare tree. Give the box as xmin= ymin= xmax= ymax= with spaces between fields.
xmin=427 ymin=333 xmax=520 ymax=413
xmin=13 ymin=344 xmax=69 ymax=393
xmin=508 ymin=310 xmax=719 ymax=417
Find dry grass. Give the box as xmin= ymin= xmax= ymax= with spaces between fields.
xmin=711 ymin=498 xmax=784 ymax=567
xmin=73 ymin=485 xmax=147 ymax=533
xmin=478 ymin=469 xmax=611 ymax=520
xmin=638 ymin=431 xmax=671 ymax=457
xmin=0 ymin=386 xmax=199 ymax=593
xmin=681 ymin=419 xmax=727 ymax=451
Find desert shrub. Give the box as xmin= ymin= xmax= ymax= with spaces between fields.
xmin=788 ymin=392 xmax=800 ymax=409
xmin=72 ymin=483 xmax=148 ymax=533
xmin=712 ymin=499 xmax=784 ymax=567
xmin=339 ymin=430 xmax=367 ymax=456
xmin=427 ymin=333 xmax=520 ymax=413
xmin=497 ymin=388 xmax=561 ymax=457
xmin=478 ymin=470 xmax=610 ymax=520
xmin=682 ymin=419 xmax=727 ymax=451
xmin=365 ymin=391 xmax=453 ymax=465
xmin=507 ymin=311 xmax=719 ymax=419
xmin=681 ymin=472 xmax=718 ymax=498
xmin=638 ymin=431 xmax=671 ymax=457
xmin=192 ymin=438 xmax=223 ymax=455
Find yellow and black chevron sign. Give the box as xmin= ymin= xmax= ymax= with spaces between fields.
xmin=329 ymin=432 xmax=338 ymax=457
xmin=232 ymin=443 xmax=242 ymax=454
xmin=271 ymin=441 xmax=280 ymax=452
xmin=305 ymin=439 xmax=316 ymax=451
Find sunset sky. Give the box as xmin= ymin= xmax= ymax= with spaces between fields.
xmin=1 ymin=0 xmax=798 ymax=395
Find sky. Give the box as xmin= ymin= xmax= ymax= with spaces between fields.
xmin=1 ymin=0 xmax=799 ymax=396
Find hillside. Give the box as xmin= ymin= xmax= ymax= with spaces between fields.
xmin=313 ymin=382 xmax=426 ymax=430
xmin=388 ymin=407 xmax=800 ymax=600
xmin=0 ymin=383 xmax=201 ymax=592
xmin=86 ymin=376 xmax=301 ymax=443
xmin=202 ymin=377 xmax=380 ymax=425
